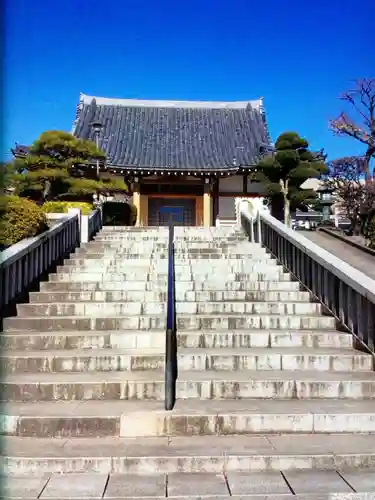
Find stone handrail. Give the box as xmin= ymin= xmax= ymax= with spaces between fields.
xmin=240 ymin=206 xmax=375 ymax=354
xmin=1 ymin=214 xmax=80 ymax=318
xmin=88 ymin=208 xmax=102 ymax=241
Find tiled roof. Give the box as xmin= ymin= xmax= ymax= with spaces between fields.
xmin=73 ymin=93 xmax=271 ymax=172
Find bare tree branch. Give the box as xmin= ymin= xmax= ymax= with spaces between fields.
xmin=329 ymin=79 xmax=375 ymax=179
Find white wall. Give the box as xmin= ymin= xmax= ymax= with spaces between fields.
xmin=219 ymin=176 xmax=243 ymax=192
xmin=247 ymin=180 xmax=267 ymax=194
xmin=218 ymin=196 xmax=236 ymax=218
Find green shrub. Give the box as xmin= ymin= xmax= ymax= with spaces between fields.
xmin=0 ymin=195 xmax=48 ymax=247
xmin=42 ymin=201 xmax=93 ymax=215
xmin=102 ymin=201 xmax=135 ymax=226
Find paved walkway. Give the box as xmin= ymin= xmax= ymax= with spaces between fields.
xmin=6 ymin=470 xmax=375 ymax=498
xmin=300 ymin=230 xmax=375 ymax=280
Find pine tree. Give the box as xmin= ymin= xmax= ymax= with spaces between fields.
xmin=252 ymin=132 xmax=327 ymax=226
xmin=13 ymin=130 xmax=127 ymax=202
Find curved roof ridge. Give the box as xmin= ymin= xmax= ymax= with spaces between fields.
xmin=79 ymin=93 xmax=264 ymax=110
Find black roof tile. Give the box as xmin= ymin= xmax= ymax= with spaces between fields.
xmin=73 ymin=94 xmax=271 ymax=171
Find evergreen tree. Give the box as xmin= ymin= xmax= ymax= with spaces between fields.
xmin=12 ymin=130 xmax=127 ymax=202
xmin=252 ymin=132 xmax=327 ymax=226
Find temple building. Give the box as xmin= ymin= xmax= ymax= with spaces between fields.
xmin=73 ymin=94 xmax=272 ymax=227
xmin=13 ymin=93 xmax=273 ymax=227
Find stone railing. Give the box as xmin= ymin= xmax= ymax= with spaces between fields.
xmin=88 ymin=208 xmax=102 ymax=241
xmin=0 ymin=208 xmax=103 ymax=319
xmin=0 ymin=213 xmax=79 ymax=318
xmin=240 ymin=206 xmax=375 ymax=355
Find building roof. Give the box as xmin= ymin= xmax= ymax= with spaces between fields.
xmin=73 ymin=93 xmax=271 ymax=172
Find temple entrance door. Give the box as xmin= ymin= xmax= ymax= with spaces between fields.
xmin=148 ymin=198 xmax=196 ymax=226
xmin=159 ymin=206 xmax=184 ymax=226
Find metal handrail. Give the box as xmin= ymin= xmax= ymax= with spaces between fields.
xmin=165 ymin=224 xmax=178 ymax=410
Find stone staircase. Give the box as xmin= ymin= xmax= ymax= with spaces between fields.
xmin=1 ymin=226 xmax=375 ymax=499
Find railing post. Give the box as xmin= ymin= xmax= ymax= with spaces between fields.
xmin=250 ymin=218 xmax=255 ymax=242
xmin=165 ymin=224 xmax=177 ymax=410
xmin=256 ymin=210 xmax=262 ymax=246
xmin=68 ymin=208 xmax=85 ymax=243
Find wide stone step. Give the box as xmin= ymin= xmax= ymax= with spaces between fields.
xmin=78 ymin=243 xmax=168 ymax=252
xmin=40 ymin=280 xmax=303 ymax=292
xmin=74 ymin=248 xmax=269 ymax=258
xmin=73 ymin=250 xmax=169 ymax=258
xmin=28 ymin=290 xmax=313 ymax=304
xmin=64 ymin=257 xmax=170 ymax=266
xmin=1 ymin=348 xmax=165 ymax=373
xmin=3 ymin=314 xmax=336 ymax=332
xmin=4 ymin=370 xmax=375 ymax=401
xmin=2 ymin=347 xmax=371 ymax=374
xmin=29 ymin=290 xmax=168 ymax=303
xmin=40 ymin=281 xmax=163 ymax=292
xmin=63 ymin=258 xmax=275 ymax=267
xmin=176 ymin=314 xmax=336 ymax=330
xmin=1 ymin=329 xmax=353 ymax=351
xmin=4 ymin=399 xmax=375 ymax=438
xmin=57 ymin=262 xmax=278 ymax=271
xmin=17 ymin=302 xmax=145 ymax=316
xmin=48 ymin=271 xmax=291 ymax=282
xmin=176 ymin=301 xmax=322 ymax=315
xmin=2 ymin=315 xmax=166 ymax=331
xmin=3 ymin=435 xmax=375 ymax=475
xmin=16 ymin=301 xmax=321 ymax=317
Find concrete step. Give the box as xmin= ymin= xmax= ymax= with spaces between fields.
xmin=1 ymin=329 xmax=353 ymax=351
xmin=4 ymin=370 xmax=375 ymax=401
xmin=57 ymin=262 xmax=279 ymax=271
xmin=48 ymin=271 xmax=291 ymax=282
xmin=2 ymin=347 xmax=371 ymax=374
xmin=78 ymin=243 xmax=168 ymax=252
xmin=3 ymin=314 xmax=336 ymax=332
xmin=16 ymin=301 xmax=322 ymax=317
xmin=28 ymin=290 xmax=313 ymax=304
xmin=40 ymin=281 xmax=164 ymax=292
xmin=40 ymin=280 xmax=303 ymax=292
xmin=175 ymin=314 xmax=336 ymax=330
xmin=29 ymin=290 xmax=167 ymax=303
xmin=2 ymin=347 xmax=165 ymax=373
xmin=74 ymin=247 xmax=269 ymax=257
xmin=3 ymin=435 xmax=375 ymax=475
xmin=2 ymin=315 xmax=166 ymax=332
xmin=3 ymin=399 xmax=375 ymax=438
xmin=63 ymin=258 xmax=276 ymax=267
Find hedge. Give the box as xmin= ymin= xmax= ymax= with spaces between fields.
xmin=0 ymin=196 xmax=48 ymax=248
xmin=102 ymin=201 xmax=137 ymax=226
xmin=42 ymin=201 xmax=93 ymax=215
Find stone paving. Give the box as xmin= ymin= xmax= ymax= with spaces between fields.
xmin=4 ymin=470 xmax=375 ymax=499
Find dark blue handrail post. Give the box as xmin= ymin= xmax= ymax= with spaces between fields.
xmin=165 ymin=224 xmax=177 ymax=410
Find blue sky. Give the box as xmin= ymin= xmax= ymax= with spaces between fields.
xmin=3 ymin=0 xmax=374 ymax=162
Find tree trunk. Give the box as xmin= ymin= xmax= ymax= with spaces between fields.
xmin=280 ymin=179 xmax=291 ymax=227
xmin=284 ymin=195 xmax=291 ymax=227
xmin=42 ymin=179 xmax=51 ymax=201
xmin=270 ymin=195 xmax=284 ymax=221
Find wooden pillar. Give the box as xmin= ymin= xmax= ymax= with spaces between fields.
xmin=203 ymin=182 xmax=212 ymax=227
xmin=139 ymin=194 xmax=148 ymax=226
xmin=212 ymin=178 xmax=219 ymax=225
xmin=132 ymin=182 xmax=141 ymax=226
